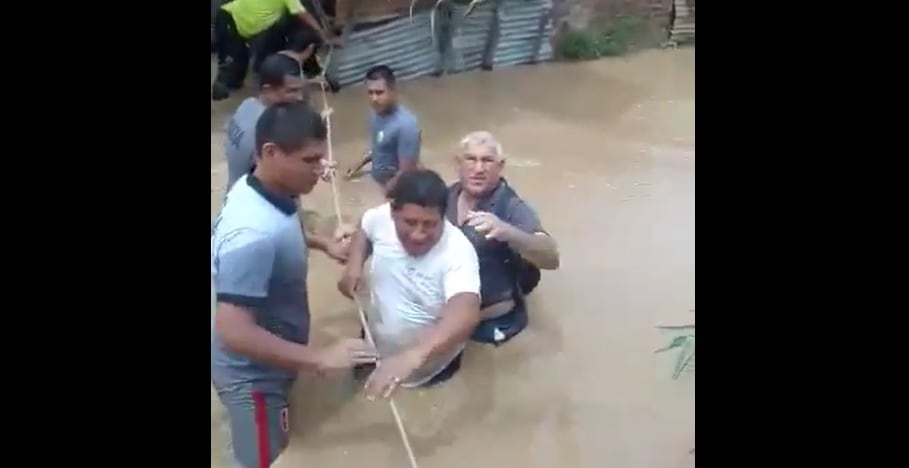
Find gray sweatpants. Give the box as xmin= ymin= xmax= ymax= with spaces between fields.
xmin=214 ymin=380 xmax=294 ymax=468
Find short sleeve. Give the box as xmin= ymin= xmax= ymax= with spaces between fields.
xmin=360 ymin=204 xmax=388 ymax=241
xmin=505 ymin=197 xmax=544 ymax=234
xmin=284 ymin=0 xmax=306 ymax=15
xmin=213 ymin=229 xmax=276 ymax=307
xmin=396 ymin=121 xmax=421 ymax=162
xmin=442 ymin=237 xmax=481 ymax=301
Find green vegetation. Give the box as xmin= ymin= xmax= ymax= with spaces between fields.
xmin=655 ymin=311 xmax=695 ymax=456
xmin=556 ymin=16 xmax=646 ymax=61
xmin=655 ymin=314 xmax=695 ymax=380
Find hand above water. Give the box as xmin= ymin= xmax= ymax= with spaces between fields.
xmin=324 ymin=239 xmax=350 ymax=264
xmin=466 ymin=211 xmax=514 ymax=241
xmin=364 ymin=349 xmax=425 ymax=399
xmin=320 ymin=159 xmax=337 ymax=182
xmin=338 ymin=265 xmax=362 ymax=299
xmin=334 ymin=223 xmax=357 ymax=242
xmin=315 ymin=338 xmax=377 ymax=376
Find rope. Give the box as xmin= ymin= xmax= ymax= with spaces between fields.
xmin=317 ymin=54 xmax=421 ymax=468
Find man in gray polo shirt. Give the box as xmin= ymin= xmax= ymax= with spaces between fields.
xmin=344 ymin=65 xmax=421 ymax=195
xmin=224 ymin=53 xmax=306 ymax=193
xmin=212 ymin=102 xmax=377 ymax=468
xmin=223 ymin=52 xmax=348 ymax=262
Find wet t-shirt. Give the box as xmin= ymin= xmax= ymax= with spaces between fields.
xmin=368 ymin=105 xmax=421 ymax=185
xmin=361 ymin=203 xmax=480 ymax=387
xmin=211 ymin=174 xmax=310 ymax=389
xmin=225 ymin=97 xmax=266 ymax=193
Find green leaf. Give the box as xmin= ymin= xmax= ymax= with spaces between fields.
xmin=655 ymin=335 xmax=688 ymax=353
xmin=657 ymin=324 xmax=695 ymax=331
xmin=672 ymin=341 xmax=695 ymax=380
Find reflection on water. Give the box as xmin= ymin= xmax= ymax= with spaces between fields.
xmin=211 ymin=47 xmax=695 ymax=468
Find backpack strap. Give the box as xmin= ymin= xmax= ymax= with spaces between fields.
xmin=486 ymin=178 xmax=517 ymax=220
xmin=455 ymin=179 xmax=535 ymax=302
xmin=484 ymin=179 xmax=531 ymax=298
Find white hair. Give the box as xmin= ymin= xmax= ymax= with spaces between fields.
xmin=459 ymin=131 xmax=505 ymax=160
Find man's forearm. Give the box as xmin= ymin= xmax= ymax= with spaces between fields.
xmin=305 ymin=230 xmax=330 ymax=252
xmin=216 ymin=304 xmax=321 ymax=372
xmin=296 ymin=12 xmax=327 ymax=39
xmin=506 ymin=228 xmax=560 ymax=270
xmin=410 ymin=294 xmax=480 ymax=363
xmin=347 ymin=229 xmax=372 ymax=268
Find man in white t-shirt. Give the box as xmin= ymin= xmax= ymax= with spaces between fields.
xmin=338 ymin=169 xmax=481 ymax=399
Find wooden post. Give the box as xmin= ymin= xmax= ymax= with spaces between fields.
xmin=480 ymin=0 xmax=503 ymax=70
xmin=529 ymin=2 xmax=554 ymax=64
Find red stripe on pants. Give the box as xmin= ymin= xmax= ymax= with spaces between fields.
xmin=252 ymin=391 xmax=270 ymax=468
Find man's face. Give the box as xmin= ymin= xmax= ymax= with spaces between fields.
xmin=366 ymin=79 xmax=395 ymax=113
xmin=392 ymin=203 xmax=444 ymax=256
xmin=265 ymin=75 xmax=306 ymax=104
xmin=260 ymin=140 xmax=327 ymax=195
xmin=458 ymin=142 xmax=505 ymax=196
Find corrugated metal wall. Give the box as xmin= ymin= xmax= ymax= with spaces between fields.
xmin=329 ymin=0 xmax=554 ymax=87
xmin=670 ymin=0 xmax=694 ymax=43
xmin=447 ymin=1 xmax=498 ymax=72
xmin=493 ymin=0 xmax=554 ymax=66
xmin=329 ymin=13 xmax=444 ymax=87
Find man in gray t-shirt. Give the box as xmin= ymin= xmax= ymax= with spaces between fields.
xmin=344 ymin=65 xmax=421 ymax=194
xmin=212 ymin=103 xmax=376 ymax=468
xmin=224 ymin=54 xmax=306 ymax=192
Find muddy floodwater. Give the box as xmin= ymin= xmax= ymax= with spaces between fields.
xmin=211 ymin=47 xmax=695 ymax=468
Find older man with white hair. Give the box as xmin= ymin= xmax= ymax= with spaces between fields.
xmin=445 ymin=131 xmax=560 ymax=346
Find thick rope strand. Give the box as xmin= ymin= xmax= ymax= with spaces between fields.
xmin=317 ymin=68 xmax=421 ymax=468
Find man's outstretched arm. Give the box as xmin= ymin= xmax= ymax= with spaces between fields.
xmin=285 ymin=0 xmax=332 ymax=43
xmin=364 ymin=241 xmax=481 ymax=398
xmin=214 ymin=230 xmax=321 ymax=371
xmin=504 ymin=199 xmax=560 ymax=270
xmin=215 ymin=229 xmax=375 ymax=372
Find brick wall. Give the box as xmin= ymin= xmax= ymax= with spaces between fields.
xmin=552 ymin=0 xmax=674 ymax=45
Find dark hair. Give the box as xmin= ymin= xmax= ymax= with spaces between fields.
xmin=287 ymin=28 xmax=322 ymax=53
xmin=255 ymin=102 xmax=326 ymax=154
xmin=258 ymin=54 xmax=301 ymax=89
xmin=388 ymin=169 xmax=449 ymax=216
xmin=365 ymin=65 xmax=396 ymax=87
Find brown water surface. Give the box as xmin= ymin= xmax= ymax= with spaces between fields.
xmin=211 ymin=47 xmax=695 ymax=468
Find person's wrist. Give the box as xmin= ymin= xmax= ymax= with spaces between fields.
xmin=297 ymin=345 xmax=324 ymax=374
xmin=311 ymin=235 xmax=329 ymax=252
xmin=342 ymin=266 xmax=363 ymax=292
xmin=501 ymin=223 xmax=520 ymax=243
xmin=345 ymin=263 xmax=362 ymax=277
